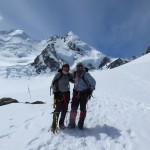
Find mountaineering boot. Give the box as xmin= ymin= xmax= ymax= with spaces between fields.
xmin=78 ymin=120 xmax=84 ymax=129
xmin=78 ymin=111 xmax=86 ymax=129
xmin=59 ymin=124 xmax=66 ymax=129
xmin=68 ymin=111 xmax=77 ymax=129
xmin=51 ymin=112 xmax=59 ymax=133
xmin=67 ymin=122 xmax=75 ymax=129
xmin=51 ymin=122 xmax=57 ymax=133
xmin=59 ymin=111 xmax=67 ymax=129
xmin=59 ymin=119 xmax=66 ymax=129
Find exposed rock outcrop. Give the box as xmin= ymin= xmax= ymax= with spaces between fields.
xmin=31 ymin=44 xmax=60 ymax=73
xmin=99 ymin=57 xmax=111 ymax=69
xmin=0 ymin=97 xmax=45 ymax=106
xmin=107 ymin=58 xmax=129 ymax=69
xmin=25 ymin=101 xmax=45 ymax=104
xmin=145 ymin=46 xmax=150 ymax=54
xmin=0 ymin=97 xmax=18 ymax=106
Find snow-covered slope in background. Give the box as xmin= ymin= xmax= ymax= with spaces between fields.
xmin=0 ymin=29 xmax=129 ymax=78
xmin=0 ymin=54 xmax=150 ymax=150
xmin=0 ymin=29 xmax=46 ymax=66
xmin=0 ymin=29 xmax=47 ymax=78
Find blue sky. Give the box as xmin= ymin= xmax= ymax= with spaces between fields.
xmin=0 ymin=0 xmax=150 ymax=58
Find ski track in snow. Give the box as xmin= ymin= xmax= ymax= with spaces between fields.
xmin=1 ymin=89 xmax=150 ymax=150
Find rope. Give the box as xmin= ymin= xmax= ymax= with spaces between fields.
xmin=53 ymin=98 xmax=57 ymax=109
xmin=50 ymin=86 xmax=52 ymax=96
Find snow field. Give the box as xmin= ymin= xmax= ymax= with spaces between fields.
xmin=0 ymin=54 xmax=150 ymax=150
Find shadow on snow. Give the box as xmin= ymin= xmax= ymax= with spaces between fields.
xmin=62 ymin=124 xmax=121 ymax=140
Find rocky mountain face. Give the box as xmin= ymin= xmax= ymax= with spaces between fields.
xmin=31 ymin=32 xmax=130 ymax=74
xmin=31 ymin=43 xmax=60 ymax=74
xmin=107 ymin=58 xmax=129 ymax=69
xmin=145 ymin=46 xmax=150 ymax=54
xmin=31 ymin=31 xmax=105 ymax=73
xmin=0 ymin=29 xmax=129 ymax=78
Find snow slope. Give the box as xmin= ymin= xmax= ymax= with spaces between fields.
xmin=0 ymin=54 xmax=150 ymax=150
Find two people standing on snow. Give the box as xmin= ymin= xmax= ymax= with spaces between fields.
xmin=51 ymin=62 xmax=96 ymax=132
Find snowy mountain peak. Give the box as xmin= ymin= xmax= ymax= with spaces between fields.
xmin=67 ymin=31 xmax=75 ymax=36
xmin=9 ymin=29 xmax=30 ymax=40
xmin=9 ymin=29 xmax=24 ymax=35
xmin=66 ymin=31 xmax=79 ymax=40
xmin=0 ymin=29 xmax=31 ymax=40
xmin=0 ymin=29 xmax=130 ymax=78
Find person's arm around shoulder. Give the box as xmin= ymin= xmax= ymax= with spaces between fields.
xmin=69 ymin=72 xmax=75 ymax=83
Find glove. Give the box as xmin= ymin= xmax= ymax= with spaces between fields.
xmin=87 ymin=88 xmax=93 ymax=100
xmin=53 ymin=92 xmax=59 ymax=99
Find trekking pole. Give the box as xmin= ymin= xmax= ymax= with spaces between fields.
xmin=28 ymin=84 xmax=32 ymax=101
xmin=50 ymin=86 xmax=52 ymax=96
